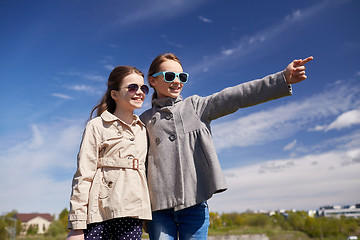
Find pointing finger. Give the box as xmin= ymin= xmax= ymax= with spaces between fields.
xmin=298 ymin=56 xmax=314 ymax=66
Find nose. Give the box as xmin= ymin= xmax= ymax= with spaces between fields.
xmin=173 ymin=75 xmax=181 ymax=84
xmin=135 ymin=87 xmax=143 ymax=95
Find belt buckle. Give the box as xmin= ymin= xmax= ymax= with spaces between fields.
xmin=133 ymin=158 xmax=139 ymax=170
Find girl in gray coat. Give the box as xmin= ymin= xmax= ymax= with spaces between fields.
xmin=140 ymin=53 xmax=313 ymax=240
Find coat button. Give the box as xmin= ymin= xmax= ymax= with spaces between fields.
xmin=130 ymin=137 xmax=135 ymax=141
xmin=108 ymin=181 xmax=113 ymax=188
xmin=155 ymin=137 xmax=161 ymax=145
xmin=165 ymin=113 xmax=173 ymax=120
xmin=152 ymin=117 xmax=156 ymax=123
xmin=169 ymin=134 xmax=177 ymax=141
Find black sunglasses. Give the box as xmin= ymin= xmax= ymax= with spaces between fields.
xmin=120 ymin=84 xmax=149 ymax=95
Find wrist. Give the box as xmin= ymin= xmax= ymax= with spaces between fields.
xmin=283 ymin=69 xmax=290 ymax=83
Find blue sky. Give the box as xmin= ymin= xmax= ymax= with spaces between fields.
xmin=1 ymin=0 xmax=359 ymax=215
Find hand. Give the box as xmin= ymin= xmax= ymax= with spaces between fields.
xmin=66 ymin=229 xmax=84 ymax=240
xmin=284 ymin=56 xmax=313 ymax=84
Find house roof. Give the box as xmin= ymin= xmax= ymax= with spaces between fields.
xmin=15 ymin=213 xmax=53 ymax=222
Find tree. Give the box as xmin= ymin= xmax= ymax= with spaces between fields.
xmin=288 ymin=211 xmax=305 ymax=231
xmin=209 ymin=212 xmax=222 ymax=229
xmin=58 ymin=208 xmax=69 ymax=232
xmin=45 ymin=208 xmax=69 ymax=237
xmin=243 ymin=213 xmax=270 ymax=227
xmin=27 ymin=224 xmax=39 ymax=235
xmin=271 ymin=212 xmax=291 ymax=230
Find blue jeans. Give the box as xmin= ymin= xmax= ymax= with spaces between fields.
xmin=148 ymin=201 xmax=209 ymax=240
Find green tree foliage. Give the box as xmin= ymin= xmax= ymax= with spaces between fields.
xmin=45 ymin=208 xmax=69 ymax=237
xmin=209 ymin=212 xmax=222 ymax=229
xmin=243 ymin=213 xmax=270 ymax=227
xmin=0 ymin=218 xmax=7 ymax=239
xmin=271 ymin=212 xmax=291 ymax=230
xmin=27 ymin=224 xmax=39 ymax=235
xmin=209 ymin=211 xmax=360 ymax=238
xmin=0 ymin=210 xmax=21 ymax=239
xmin=58 ymin=208 xmax=69 ymax=232
xmin=288 ymin=211 xmax=306 ymax=231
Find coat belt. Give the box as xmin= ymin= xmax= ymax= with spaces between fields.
xmin=98 ymin=157 xmax=145 ymax=170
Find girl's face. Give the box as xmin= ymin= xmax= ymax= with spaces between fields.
xmin=111 ymin=73 xmax=146 ymax=112
xmin=150 ymin=60 xmax=184 ymax=99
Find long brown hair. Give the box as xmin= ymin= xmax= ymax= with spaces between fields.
xmin=89 ymin=66 xmax=144 ymax=119
xmin=148 ymin=53 xmax=183 ymax=100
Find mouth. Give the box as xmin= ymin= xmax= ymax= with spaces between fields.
xmin=131 ymin=96 xmax=144 ymax=102
xmin=169 ymin=85 xmax=182 ymax=92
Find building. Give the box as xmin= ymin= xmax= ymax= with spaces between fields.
xmin=15 ymin=213 xmax=53 ymax=235
xmin=317 ymin=204 xmax=360 ymax=218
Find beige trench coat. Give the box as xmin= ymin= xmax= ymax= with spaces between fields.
xmin=68 ymin=110 xmax=151 ymax=230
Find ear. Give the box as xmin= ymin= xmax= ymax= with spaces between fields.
xmin=110 ymin=90 xmax=118 ymax=101
xmin=148 ymin=76 xmax=157 ymax=88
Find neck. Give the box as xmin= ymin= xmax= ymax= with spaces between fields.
xmin=113 ymin=108 xmax=134 ymax=125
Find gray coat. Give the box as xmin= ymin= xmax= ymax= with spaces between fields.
xmin=140 ymin=71 xmax=292 ymax=211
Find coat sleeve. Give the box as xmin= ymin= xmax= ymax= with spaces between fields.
xmin=68 ymin=121 xmax=100 ymax=229
xmin=192 ymin=71 xmax=292 ymax=123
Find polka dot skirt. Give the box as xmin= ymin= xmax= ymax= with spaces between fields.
xmin=84 ymin=217 xmax=143 ymax=240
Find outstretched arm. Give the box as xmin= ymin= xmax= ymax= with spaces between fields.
xmin=284 ymin=56 xmax=314 ymax=84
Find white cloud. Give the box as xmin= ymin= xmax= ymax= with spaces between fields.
xmin=208 ymin=148 xmax=360 ymax=213
xmin=0 ymin=121 xmax=84 ymax=214
xmin=222 ymin=49 xmax=235 ymax=56
xmin=116 ymin=0 xmax=207 ymax=26
xmin=68 ymin=84 xmax=103 ymax=95
xmin=199 ymin=15 xmax=213 ymax=23
xmin=326 ymin=109 xmax=360 ymax=131
xmin=310 ymin=108 xmax=360 ymax=132
xmin=308 ymin=125 xmax=327 ymax=132
xmin=104 ymin=65 xmax=115 ymax=71
xmin=283 ymin=139 xmax=297 ymax=151
xmin=52 ymin=93 xmax=73 ymax=100
xmin=58 ymin=70 xmax=105 ymax=82
xmin=28 ymin=124 xmax=44 ymax=149
xmin=285 ymin=10 xmax=302 ymax=21
xmin=83 ymin=73 xmax=105 ymax=82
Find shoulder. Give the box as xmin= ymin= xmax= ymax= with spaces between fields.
xmin=183 ymin=94 xmax=213 ymax=109
xmin=84 ymin=116 xmax=104 ymax=133
xmin=140 ymin=108 xmax=154 ymax=123
xmin=87 ymin=115 xmax=103 ymax=126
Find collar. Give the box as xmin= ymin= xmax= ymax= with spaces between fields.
xmin=152 ymin=96 xmax=183 ymax=108
xmin=101 ymin=110 xmax=145 ymax=127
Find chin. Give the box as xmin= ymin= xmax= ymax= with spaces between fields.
xmin=169 ymin=92 xmax=180 ymax=98
xmin=130 ymin=101 xmax=143 ymax=109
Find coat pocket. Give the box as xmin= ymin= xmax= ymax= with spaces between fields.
xmin=99 ymin=168 xmax=120 ymax=199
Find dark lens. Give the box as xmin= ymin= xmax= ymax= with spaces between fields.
xmin=164 ymin=72 xmax=176 ymax=82
xmin=127 ymin=84 xmax=139 ymax=93
xmin=140 ymin=85 xmax=149 ymax=95
xmin=179 ymin=73 xmax=188 ymax=83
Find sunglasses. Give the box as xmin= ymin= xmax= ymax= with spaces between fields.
xmin=152 ymin=71 xmax=189 ymax=83
xmin=120 ymin=84 xmax=149 ymax=95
